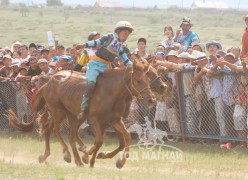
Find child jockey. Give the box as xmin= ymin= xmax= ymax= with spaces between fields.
xmin=77 ymin=21 xmax=134 ymax=120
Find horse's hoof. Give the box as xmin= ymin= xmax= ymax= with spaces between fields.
xmin=38 ymin=155 xmax=45 ymax=163
xmin=96 ymin=152 xmax=106 ymax=159
xmin=82 ymin=154 xmax=89 ymax=164
xmin=116 ymin=159 xmax=124 ymax=169
xmin=124 ymin=152 xmax=130 ymax=159
xmin=64 ymin=155 xmax=71 ymax=163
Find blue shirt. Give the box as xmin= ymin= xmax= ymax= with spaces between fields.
xmin=215 ymin=61 xmax=241 ymax=106
xmin=86 ymin=33 xmax=132 ymax=66
xmin=206 ymin=63 xmax=223 ymax=99
xmin=177 ymin=30 xmax=200 ymax=51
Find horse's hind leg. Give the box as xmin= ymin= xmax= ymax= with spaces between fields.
xmin=76 ymin=117 xmax=88 ymax=153
xmin=52 ymin=109 xmax=71 ymax=163
xmin=67 ymin=114 xmax=83 ymax=166
xmin=39 ymin=119 xmax=53 ymax=163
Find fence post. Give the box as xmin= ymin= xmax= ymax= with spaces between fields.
xmin=176 ymin=71 xmax=187 ymax=142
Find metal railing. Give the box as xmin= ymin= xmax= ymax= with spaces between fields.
xmin=1 ymin=70 xmax=247 ymax=144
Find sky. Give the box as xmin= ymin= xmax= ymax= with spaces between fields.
xmin=10 ymin=0 xmax=248 ymax=9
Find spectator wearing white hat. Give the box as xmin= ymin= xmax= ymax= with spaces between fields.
xmin=38 ymin=59 xmax=54 ymax=76
xmin=166 ymin=50 xmax=178 ymax=64
xmin=11 ymin=41 xmax=22 ymax=52
xmin=212 ymin=53 xmax=240 ymax=142
xmin=31 ymin=59 xmax=54 ymax=87
xmin=194 ymin=51 xmax=223 ymax=139
xmin=192 ymin=42 xmax=205 ymax=52
xmin=177 ymin=52 xmax=198 ymax=136
xmin=241 ymin=15 xmax=248 ymax=59
xmin=174 ymin=17 xmax=200 ymax=52
xmin=9 ymin=58 xmax=21 ymax=79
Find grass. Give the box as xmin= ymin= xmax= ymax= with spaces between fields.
xmin=1 ymin=131 xmax=248 ymax=179
xmin=0 ymin=6 xmax=246 ymax=52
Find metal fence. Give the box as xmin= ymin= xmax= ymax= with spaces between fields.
xmin=0 ymin=70 xmax=248 ymax=144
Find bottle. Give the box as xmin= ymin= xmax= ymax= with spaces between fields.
xmin=47 ymin=31 xmax=54 ymax=46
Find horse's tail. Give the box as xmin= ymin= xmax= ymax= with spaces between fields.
xmin=7 ymin=84 xmax=47 ymax=132
xmin=31 ymin=83 xmax=47 ymax=112
xmin=6 ymin=109 xmax=36 ymax=132
xmin=37 ymin=110 xmax=52 ymax=136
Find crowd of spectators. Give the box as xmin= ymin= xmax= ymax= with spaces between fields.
xmin=1 ymin=15 xmax=248 ymax=149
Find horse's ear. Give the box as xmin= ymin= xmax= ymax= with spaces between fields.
xmin=130 ymin=54 xmax=138 ymax=64
xmin=144 ymin=63 xmax=151 ymax=73
xmin=131 ymin=59 xmax=136 ymax=72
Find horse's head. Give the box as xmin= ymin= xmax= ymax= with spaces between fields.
xmin=125 ymin=60 xmax=156 ymax=109
xmin=129 ymin=54 xmax=168 ymax=96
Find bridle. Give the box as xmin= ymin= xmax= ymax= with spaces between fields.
xmin=149 ymin=75 xmax=162 ymax=91
xmin=123 ymin=66 xmax=151 ymax=100
xmin=136 ymin=55 xmax=163 ymax=92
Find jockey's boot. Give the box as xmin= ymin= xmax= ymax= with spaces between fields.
xmin=77 ymin=82 xmax=96 ymax=120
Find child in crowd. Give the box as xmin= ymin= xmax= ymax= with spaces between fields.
xmin=161 ymin=26 xmax=174 ymax=48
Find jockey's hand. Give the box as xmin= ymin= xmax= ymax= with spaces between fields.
xmin=125 ymin=60 xmax=133 ymax=67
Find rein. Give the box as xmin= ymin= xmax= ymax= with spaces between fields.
xmin=123 ymin=66 xmax=151 ymax=100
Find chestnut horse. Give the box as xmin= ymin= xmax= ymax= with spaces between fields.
xmin=8 ymin=56 xmax=167 ymax=168
xmin=28 ymin=62 xmax=154 ymax=167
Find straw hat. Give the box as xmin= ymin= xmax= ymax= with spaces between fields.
xmin=180 ymin=17 xmax=193 ymax=27
xmin=243 ymin=14 xmax=248 ymax=20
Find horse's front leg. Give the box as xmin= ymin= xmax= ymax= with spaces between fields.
xmin=89 ymin=119 xmax=104 ymax=168
xmin=96 ymin=127 xmax=125 ymax=159
xmin=97 ymin=119 xmax=131 ymax=169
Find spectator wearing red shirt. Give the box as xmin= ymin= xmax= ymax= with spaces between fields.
xmin=241 ymin=15 xmax=248 ymax=59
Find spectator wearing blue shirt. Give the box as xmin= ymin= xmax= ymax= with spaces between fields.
xmin=212 ymin=53 xmax=240 ymax=140
xmin=175 ymin=17 xmax=200 ymax=52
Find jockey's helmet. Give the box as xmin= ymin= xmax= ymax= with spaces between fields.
xmin=114 ymin=21 xmax=134 ymax=33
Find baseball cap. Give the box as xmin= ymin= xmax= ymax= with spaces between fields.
xmin=38 ymin=58 xmax=48 ymax=64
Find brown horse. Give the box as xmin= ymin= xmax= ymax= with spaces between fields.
xmin=25 ymin=62 xmax=154 ymax=167
xmin=8 ymin=56 xmax=167 ymax=168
